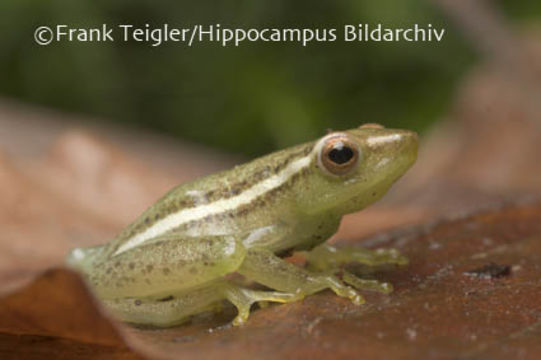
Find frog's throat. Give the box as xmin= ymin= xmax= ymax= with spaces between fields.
xmin=113 ymin=154 xmax=313 ymax=256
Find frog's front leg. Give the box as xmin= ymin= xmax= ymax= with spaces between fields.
xmin=304 ymin=243 xmax=408 ymax=294
xmin=238 ymin=248 xmax=365 ymax=305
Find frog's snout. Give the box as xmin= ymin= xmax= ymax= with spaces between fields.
xmin=395 ymin=130 xmax=418 ymax=165
xmin=364 ymin=129 xmax=418 ymax=176
xmin=391 ymin=130 xmax=418 ymax=171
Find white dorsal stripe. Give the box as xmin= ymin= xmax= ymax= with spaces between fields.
xmin=113 ymin=154 xmax=313 ymax=256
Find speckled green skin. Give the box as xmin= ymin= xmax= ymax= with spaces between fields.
xmin=67 ymin=125 xmax=417 ymax=326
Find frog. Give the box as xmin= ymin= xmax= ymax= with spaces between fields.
xmin=66 ymin=123 xmax=418 ymax=327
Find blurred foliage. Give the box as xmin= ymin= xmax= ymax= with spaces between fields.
xmin=0 ymin=0 xmax=537 ymax=156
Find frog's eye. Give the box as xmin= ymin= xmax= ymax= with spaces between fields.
xmin=318 ymin=135 xmax=360 ymax=176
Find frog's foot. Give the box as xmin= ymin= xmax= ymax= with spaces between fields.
xmin=305 ymin=272 xmax=365 ymax=305
xmin=238 ymin=248 xmax=365 ymax=308
xmin=305 ymin=243 xmax=408 ymax=272
xmin=222 ymin=285 xmax=304 ymax=326
xmin=341 ymin=270 xmax=393 ymax=294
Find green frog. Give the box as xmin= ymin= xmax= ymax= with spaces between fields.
xmin=67 ymin=124 xmax=417 ymax=327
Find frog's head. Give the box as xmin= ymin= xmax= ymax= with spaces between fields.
xmin=297 ymin=124 xmax=418 ymax=216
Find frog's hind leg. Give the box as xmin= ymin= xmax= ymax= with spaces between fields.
xmin=103 ymin=282 xmax=227 ymax=327
xmin=84 ymin=234 xmax=247 ymax=300
xmin=103 ymin=280 xmax=302 ymax=327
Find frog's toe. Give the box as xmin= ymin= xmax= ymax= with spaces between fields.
xmin=367 ymin=248 xmax=409 ymax=266
xmin=305 ymin=244 xmax=409 ymax=271
xmin=223 ymin=285 xmax=303 ymax=326
xmin=345 ymin=247 xmax=408 ymax=266
xmin=340 ymin=287 xmax=365 ymax=305
xmin=232 ymin=306 xmax=250 ymax=326
xmin=320 ymin=274 xmax=366 ymax=305
xmin=342 ymin=270 xmax=394 ymax=294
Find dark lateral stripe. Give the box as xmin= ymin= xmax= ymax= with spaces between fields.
xmin=177 ymin=165 xmax=313 ymax=233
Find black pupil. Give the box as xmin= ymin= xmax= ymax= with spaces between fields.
xmin=328 ymin=144 xmax=354 ymax=165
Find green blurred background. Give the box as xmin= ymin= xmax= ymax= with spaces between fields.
xmin=0 ymin=0 xmax=539 ymax=156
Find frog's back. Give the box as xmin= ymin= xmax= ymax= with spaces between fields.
xmin=103 ymin=142 xmax=315 ymax=256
